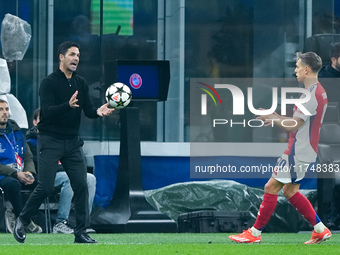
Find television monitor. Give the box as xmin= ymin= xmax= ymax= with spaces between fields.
xmin=91 ymin=0 xmax=134 ymax=36
xmin=105 ymin=60 xmax=170 ymax=102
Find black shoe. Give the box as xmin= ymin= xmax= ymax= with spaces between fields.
xmin=13 ymin=217 xmax=27 ymax=243
xmin=74 ymin=233 xmax=97 ymax=244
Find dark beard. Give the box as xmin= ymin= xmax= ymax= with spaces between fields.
xmin=335 ymin=62 xmax=340 ymax=72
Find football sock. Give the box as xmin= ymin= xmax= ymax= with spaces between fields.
xmin=288 ymin=191 xmax=322 ymax=230
xmin=253 ymin=193 xmax=278 ymax=231
xmin=313 ymin=222 xmax=326 ymax=233
xmin=250 ymin=226 xmax=262 ymax=237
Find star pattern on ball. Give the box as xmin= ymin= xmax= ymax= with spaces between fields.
xmin=105 ymin=82 xmax=132 ymax=109
xmin=126 ymin=92 xmax=132 ymax=100
xmin=116 ymin=100 xmax=125 ymax=107
xmin=116 ymin=86 xmax=125 ymax=93
xmin=106 ymin=92 xmax=114 ymax=103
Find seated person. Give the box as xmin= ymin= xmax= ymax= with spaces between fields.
xmin=26 ymin=108 xmax=96 ymax=234
xmin=0 ymin=99 xmax=42 ymax=233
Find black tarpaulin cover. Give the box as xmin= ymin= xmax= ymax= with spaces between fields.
xmin=144 ymin=180 xmax=317 ymax=233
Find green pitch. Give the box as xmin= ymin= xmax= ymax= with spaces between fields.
xmin=0 ymin=233 xmax=339 ymax=255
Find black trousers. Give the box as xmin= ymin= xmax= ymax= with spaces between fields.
xmin=0 ymin=177 xmax=36 ymax=217
xmin=0 ymin=177 xmax=23 ymax=216
xmin=19 ymin=134 xmax=89 ymax=236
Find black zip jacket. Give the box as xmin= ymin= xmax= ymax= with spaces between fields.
xmin=38 ymin=68 xmax=99 ymax=139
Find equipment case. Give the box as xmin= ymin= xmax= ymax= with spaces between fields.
xmin=177 ymin=210 xmax=251 ymax=233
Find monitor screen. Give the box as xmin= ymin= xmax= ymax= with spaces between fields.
xmin=118 ymin=63 xmax=159 ymax=99
xmin=105 ymin=60 xmax=170 ymax=101
xmin=91 ymin=0 xmax=134 ymax=36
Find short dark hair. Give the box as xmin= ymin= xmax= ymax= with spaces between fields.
xmin=330 ymin=42 xmax=340 ymax=59
xmin=33 ymin=108 xmax=40 ymax=121
xmin=0 ymin=99 xmax=8 ymax=104
xmin=296 ymin=52 xmax=322 ymax=73
xmin=57 ymin=41 xmax=80 ymax=61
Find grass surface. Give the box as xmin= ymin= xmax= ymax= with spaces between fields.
xmin=0 ymin=233 xmax=339 ymax=255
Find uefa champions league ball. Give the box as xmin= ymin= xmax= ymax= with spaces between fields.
xmin=105 ymin=82 xmax=132 ymax=109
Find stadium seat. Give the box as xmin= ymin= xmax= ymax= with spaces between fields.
xmin=317 ymin=102 xmax=340 ymax=223
xmin=19 ymin=189 xmax=57 ymax=233
xmin=0 ymin=188 xmax=53 ymax=233
xmin=0 ymin=187 xmax=6 ymax=232
xmin=304 ymin=34 xmax=340 ymax=66
xmin=318 ymin=102 xmax=340 ymax=176
xmin=323 ymin=102 xmax=340 ymax=123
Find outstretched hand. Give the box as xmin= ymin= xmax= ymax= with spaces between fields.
xmin=69 ymin=91 xmax=79 ymax=108
xmin=97 ymin=103 xmax=115 ymax=116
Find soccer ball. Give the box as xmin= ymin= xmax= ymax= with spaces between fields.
xmin=105 ymin=82 xmax=132 ymax=109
